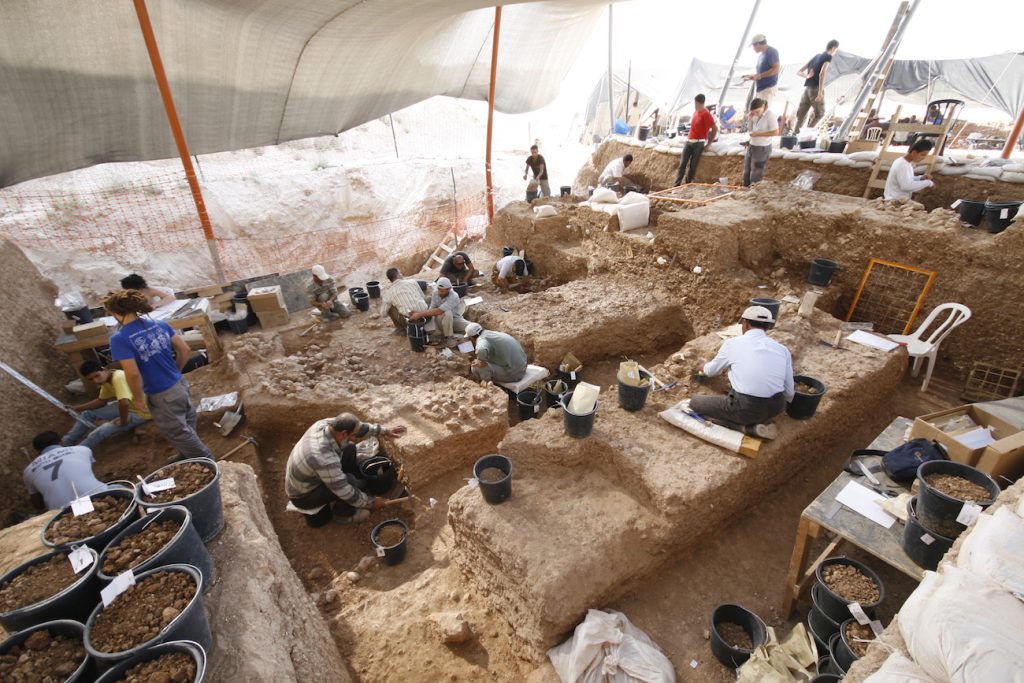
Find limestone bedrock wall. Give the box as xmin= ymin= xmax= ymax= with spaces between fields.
xmin=0 ymin=239 xmax=73 ymax=526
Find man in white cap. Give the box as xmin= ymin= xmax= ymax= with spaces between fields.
xmin=743 ymin=34 xmax=780 ymax=109
xmin=690 ymin=305 xmax=794 ymax=440
xmin=493 ymin=253 xmax=532 ymax=293
xmin=307 ymin=264 xmax=351 ymax=319
xmin=464 ymin=323 xmax=527 ymax=383
xmin=408 ymin=277 xmax=467 ymax=347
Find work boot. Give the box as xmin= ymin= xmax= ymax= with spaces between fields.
xmin=749 ymin=423 xmax=778 ymax=440
xmin=334 ymin=508 xmax=371 ymax=525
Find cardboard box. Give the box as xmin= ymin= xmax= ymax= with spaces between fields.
xmin=256 ymin=308 xmax=290 ymax=328
xmin=247 ymin=285 xmax=287 ymax=312
xmin=72 ymin=321 xmax=109 ymax=339
xmin=911 ymin=404 xmax=1024 ymax=479
xmin=181 ymin=284 xmax=225 ymax=298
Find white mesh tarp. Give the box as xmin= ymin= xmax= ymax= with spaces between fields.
xmin=0 ymin=0 xmax=608 ymax=187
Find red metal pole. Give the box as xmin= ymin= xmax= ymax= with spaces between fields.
xmin=1002 ymin=107 xmax=1024 ymax=159
xmin=132 ymin=0 xmax=225 ymax=282
xmin=485 ymin=6 xmax=502 ymax=223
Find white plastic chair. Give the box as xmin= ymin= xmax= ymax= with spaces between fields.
xmin=864 ymin=126 xmax=883 ymax=142
xmin=887 ymin=303 xmax=971 ymax=391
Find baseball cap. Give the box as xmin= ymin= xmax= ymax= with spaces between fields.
xmin=750 ymin=33 xmax=766 ymax=45
xmin=464 ymin=322 xmax=483 ymax=337
xmin=741 ymin=305 xmax=774 ymax=323
xmin=311 ymin=265 xmax=328 ymax=279
xmin=436 ymin=277 xmax=452 ymax=289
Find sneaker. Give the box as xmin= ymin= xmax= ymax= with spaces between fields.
xmin=751 ymin=423 xmax=778 ymax=440
xmin=334 ymin=508 xmax=371 ymax=525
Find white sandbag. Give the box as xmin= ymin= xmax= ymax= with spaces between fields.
xmin=593 ymin=203 xmax=619 ymax=216
xmin=938 ymin=165 xmax=970 ymax=176
xmin=726 ymin=146 xmax=746 ymax=156
xmin=781 ymin=151 xmax=802 ymax=160
xmin=659 ymin=399 xmax=745 ymax=453
xmin=590 ymin=187 xmax=618 ymax=204
xmin=1004 ymin=163 xmax=1024 ymax=173
xmin=864 ymin=651 xmax=939 ymax=682
xmin=813 ymin=153 xmax=843 ymax=164
xmin=627 ymin=139 xmax=645 ymax=148
xmin=851 ymin=161 xmax=874 ymax=169
xmin=769 ymin=148 xmax=786 ymax=158
xmin=533 ymin=205 xmax=557 ymax=218
xmin=899 ymin=566 xmax=1024 ymax=683
xmin=833 ymin=157 xmax=857 ymax=167
xmin=654 ymin=144 xmax=674 ymax=154
xmin=965 ymin=174 xmax=997 ymax=182
xmin=956 ymin=506 xmax=1024 ymax=594
xmin=548 ymin=609 xmax=675 ymax=683
xmin=848 ymin=150 xmax=879 ymax=162
xmin=968 ymin=166 xmax=1003 ymax=178
xmin=616 ymin=200 xmax=650 ymax=231
xmin=1000 ymin=171 xmax=1024 ymax=183
xmin=619 ymin=191 xmax=648 ymax=206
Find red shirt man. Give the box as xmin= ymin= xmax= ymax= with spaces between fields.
xmin=675 ymin=93 xmax=718 ymax=185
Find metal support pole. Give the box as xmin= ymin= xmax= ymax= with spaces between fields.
xmin=485 ymin=6 xmax=502 ymax=223
xmin=607 ymin=4 xmax=614 ymax=135
xmin=132 ymin=0 xmax=226 ymax=283
xmin=718 ymin=0 xmax=761 ymax=115
xmin=1004 ymin=107 xmax=1024 ymax=159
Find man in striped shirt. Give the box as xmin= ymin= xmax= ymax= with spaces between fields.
xmin=286 ymin=413 xmax=406 ymax=527
xmin=379 ymin=267 xmax=429 ymax=334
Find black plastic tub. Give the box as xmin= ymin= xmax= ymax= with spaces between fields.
xmin=825 ymin=633 xmax=848 ymax=675
xmin=810 ymin=674 xmax=842 ymax=683
xmin=365 ymin=281 xmax=381 ymax=298
xmin=136 ymin=458 xmax=223 ymax=543
xmin=799 ymin=139 xmax=817 ymax=149
xmin=516 ymin=390 xmax=541 ymax=420
xmin=0 ymin=548 xmax=101 ymax=632
xmin=557 ymin=368 xmax=581 ymax=391
xmin=786 ymin=375 xmax=827 ymax=420
xmin=560 ymin=185 xmax=572 ymax=197
xmin=808 ymin=258 xmax=838 ymax=286
xmin=834 ymin=618 xmax=859 ymax=670
xmin=780 ymin=135 xmax=798 ymax=150
xmin=352 ymin=292 xmax=370 ymax=312
xmin=407 ymin=318 xmax=426 ymax=353
xmin=94 ymin=639 xmax=206 ymax=682
xmin=561 ymin=392 xmax=597 ymax=438
xmin=473 ymin=454 xmax=512 ymax=505
xmin=807 ymin=600 xmax=840 ymax=653
xmin=902 ymin=496 xmax=956 ymax=570
xmin=617 ymin=370 xmax=652 ymax=412
xmin=709 ymin=603 xmax=767 ymax=668
xmin=828 ymin=140 xmax=847 ymax=154
xmin=97 ymin=505 xmax=214 ymax=591
xmin=347 ymin=287 xmax=365 ymax=305
xmin=0 ymin=619 xmax=92 ymax=682
xmin=41 ymin=486 xmax=139 ymax=551
xmin=916 ymin=460 xmax=999 ymax=539
xmin=984 ymin=200 xmax=1021 ymax=234
xmin=543 ymin=379 xmax=565 ymax=409
xmin=360 ymin=456 xmax=397 ymax=495
xmin=957 ymin=199 xmax=986 ymax=227
xmin=370 ymin=519 xmax=408 ymax=566
xmin=814 ymin=556 xmax=884 ymax=624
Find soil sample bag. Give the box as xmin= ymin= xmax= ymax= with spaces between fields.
xmin=616 ymin=361 xmax=646 ymax=388
xmin=559 ymin=352 xmax=582 ymax=375
xmin=567 ymin=382 xmax=600 ymax=414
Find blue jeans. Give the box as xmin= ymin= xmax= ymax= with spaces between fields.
xmin=63 ymin=404 xmax=149 ymax=450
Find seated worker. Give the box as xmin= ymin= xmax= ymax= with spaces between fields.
xmin=883 ymin=139 xmax=935 ymax=201
xmin=439 ymin=251 xmax=476 ymax=285
xmin=379 ymin=267 xmax=429 ymax=334
xmin=408 ymin=277 xmax=467 ymax=347
xmin=120 ymin=273 xmax=176 ymax=308
xmin=24 ymin=432 xmax=107 ymax=510
xmin=691 ymin=305 xmax=794 ymax=440
xmin=62 ymin=361 xmax=151 ymax=450
xmin=492 ymin=254 xmax=531 ymax=293
xmin=464 ymin=322 xmax=527 ymax=384
xmin=285 ymin=413 xmax=406 ymax=527
xmin=307 ymin=264 xmax=351 ymax=319
xmin=598 ymin=154 xmax=641 ymax=194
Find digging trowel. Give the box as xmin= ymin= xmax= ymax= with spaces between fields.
xmin=214 ymin=401 xmax=244 ymax=437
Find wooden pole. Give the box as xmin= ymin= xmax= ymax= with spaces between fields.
xmin=718 ymin=0 xmax=761 ymax=115
xmin=1002 ymin=107 xmax=1024 ymax=159
xmin=132 ymin=0 xmax=226 ymax=283
xmin=607 ymin=5 xmax=614 ymax=134
xmin=485 ymin=6 xmax=502 ymax=223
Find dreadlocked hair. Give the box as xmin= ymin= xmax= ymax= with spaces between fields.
xmin=104 ymin=289 xmax=153 ymax=316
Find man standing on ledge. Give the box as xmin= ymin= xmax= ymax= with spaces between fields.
xmin=691 ymin=306 xmax=794 ymax=440
xmin=742 ymin=98 xmax=780 ymax=187
xmin=793 ymin=40 xmax=839 ymax=132
xmin=743 ymin=34 xmax=781 ymax=110
xmin=523 ymin=145 xmax=550 ymax=198
xmin=674 ymin=94 xmax=718 ymax=186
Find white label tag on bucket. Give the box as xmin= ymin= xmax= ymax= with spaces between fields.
xmin=920 ymin=533 xmax=936 ymax=545
xmin=375 ymin=546 xmax=386 ymax=558
xmin=70 ymin=496 xmax=94 ymax=517
xmin=869 ymin=620 xmax=884 ymax=637
xmin=950 ymin=199 xmax=962 ymax=208
xmin=428 ymin=497 xmax=438 ymax=509
xmin=848 ymin=602 xmax=871 ymax=625
xmin=569 ymin=371 xmax=576 ymax=380
xmin=68 ymin=546 xmax=93 ymax=574
xmin=534 ymin=404 xmax=539 ymax=413
xmin=956 ymin=501 xmax=982 ymax=526
xmin=466 ymin=478 xmax=479 ymax=489
xmin=1001 ymin=208 xmax=1010 ymax=219
xmin=146 ymin=477 xmax=176 ymax=494
xmin=101 ymin=570 xmax=136 ymax=607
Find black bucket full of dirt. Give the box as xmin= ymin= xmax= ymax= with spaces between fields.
xmin=787 ymin=375 xmax=826 ymax=420
xmin=749 ymin=297 xmax=781 ymax=327
xmin=799 ymin=139 xmax=817 ymax=149
xmin=561 ymin=392 xmax=597 ymax=439
xmin=543 ymin=379 xmax=566 ymax=409
xmin=94 ymin=639 xmax=206 ymax=683
xmin=453 ymin=283 xmax=469 ymax=298
xmin=0 ymin=619 xmax=93 ymax=682
xmin=957 ymin=199 xmax=986 ymax=227
xmin=97 ymin=505 xmax=214 ymax=591
xmin=473 ymin=454 xmax=512 ymax=505
xmin=780 ymin=135 xmax=797 ymax=150
xmin=834 ymin=618 xmax=874 ymax=670
xmin=407 ymin=318 xmax=427 ymax=353
xmin=84 ymin=564 xmax=212 ymax=666
xmin=915 ymin=460 xmax=999 ymax=540
xmin=370 ymin=519 xmax=408 ymax=566
xmin=136 ymin=458 xmax=223 ymax=543
xmin=709 ymin=603 xmax=767 ymax=668
xmin=828 ymin=140 xmax=847 ymax=154
xmin=63 ymin=306 xmax=94 ymax=325
xmin=637 ymin=125 xmax=650 ymax=141
xmin=560 ymin=185 xmax=572 ymax=197
xmin=516 ymin=390 xmax=541 ymax=420
xmin=360 ymin=456 xmax=397 ymax=495
xmin=365 ymin=281 xmax=381 ymax=298
xmin=41 ymin=486 xmax=139 ymax=551
xmin=352 ymin=292 xmax=370 ymax=312
xmin=0 ymin=547 xmax=101 ymax=632
xmin=808 ymin=258 xmax=838 ymax=286
xmin=984 ymin=200 xmax=1022 ymax=234
xmin=814 ymin=556 xmax=884 ymax=624
xmin=617 ymin=370 xmax=652 ymax=412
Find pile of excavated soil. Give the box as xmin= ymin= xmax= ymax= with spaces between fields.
xmin=118 ymin=651 xmax=197 ymax=682
xmin=142 ymin=462 xmax=215 ymax=503
xmin=823 ymin=564 xmax=881 ymax=603
xmin=0 ymin=553 xmax=77 ymax=611
xmin=924 ymin=473 xmax=993 ymax=501
xmin=89 ymin=570 xmax=196 ymax=653
xmin=0 ymin=629 xmax=85 ymax=680
xmin=717 ymin=622 xmax=753 ymax=650
xmin=102 ymin=520 xmax=181 ymax=575
xmin=44 ymin=495 xmax=131 ymax=545
xmin=845 ymin=621 xmax=876 ymax=658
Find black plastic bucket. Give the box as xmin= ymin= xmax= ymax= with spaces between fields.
xmin=97 ymin=506 xmax=214 ymax=591
xmin=0 ymin=548 xmax=101 ymax=632
xmin=709 ymin=603 xmax=767 ymax=668
xmin=0 ymin=619 xmax=92 ymax=682
xmin=557 ymin=368 xmax=581 ymax=391
xmin=453 ymin=283 xmax=469 ymax=298
xmin=815 ymin=656 xmax=831 ymax=675
xmin=828 ymin=140 xmax=847 ymax=154
xmin=561 ymin=392 xmax=597 ymax=438
xmin=780 ymin=135 xmax=797 ymax=150
xmin=984 ymin=200 xmax=1021 ymax=234
xmin=473 ymin=454 xmax=512 ymax=505
xmin=799 ymin=139 xmax=817 ymax=149
xmin=749 ymin=297 xmax=781 ymax=327
xmin=814 ymin=556 xmax=884 ymax=624
xmin=957 ymin=199 xmax=986 ymax=227
xmin=516 ymin=390 xmax=541 ymax=420
xmin=786 ymin=375 xmax=827 ymax=420
xmin=42 ymin=486 xmax=139 ymax=551
xmin=807 ymin=599 xmax=840 ymax=653
xmin=637 ymin=125 xmax=650 ymax=141
xmin=560 ymin=185 xmax=572 ymax=197
xmin=808 ymin=258 xmax=838 ymax=286
xmin=353 ymin=292 xmax=370 ymax=312
xmin=370 ymin=519 xmax=408 ymax=566
xmin=824 ymin=633 xmax=848 ymax=675
xmin=347 ymin=287 xmax=365 ymax=305
xmin=543 ymin=379 xmax=565 ymax=408
xmin=916 ymin=460 xmax=998 ymax=539
xmin=63 ymin=306 xmax=95 ymax=324
xmin=617 ymin=370 xmax=651 ymax=412
xmin=84 ymin=564 xmax=212 ymax=665
xmin=834 ymin=618 xmax=862 ymax=670
xmin=227 ymin=317 xmax=249 ymax=334
xmin=366 ymin=281 xmax=381 ymax=298
xmin=902 ymin=496 xmax=956 ymax=570
xmin=136 ymin=458 xmax=223 ymax=543
xmin=407 ymin=318 xmax=426 ymax=353
xmin=359 ymin=456 xmax=397 ymax=495
xmin=811 ymin=673 xmax=842 ymax=683
xmin=93 ymin=639 xmax=206 ymax=683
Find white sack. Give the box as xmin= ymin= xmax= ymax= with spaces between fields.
xmin=938 ymin=165 xmax=970 ymax=176
xmin=1000 ymin=171 xmax=1024 ymax=183
xmin=864 ymin=651 xmax=939 ymax=682
xmin=851 ymin=161 xmax=875 ymax=169
xmin=848 ymin=151 xmax=880 ymax=162
xmin=533 ymin=205 xmax=557 ymax=218
xmin=813 ymin=153 xmax=843 ymax=165
xmin=956 ymin=506 xmax=1024 ymax=594
xmin=659 ymin=399 xmax=745 ymax=453
xmin=1003 ymin=163 xmax=1024 ymax=173
xmin=965 ymin=174 xmax=997 ymax=182
xmin=548 ymin=609 xmax=675 ymax=683
xmin=618 ymin=191 xmax=648 ymax=206
xmin=968 ymin=165 xmax=1004 ymax=177
xmin=833 ymin=157 xmax=857 ymax=167
xmin=616 ymin=200 xmax=650 ymax=231
xmin=591 ymin=188 xmax=618 ymax=204
xmin=654 ymin=145 xmax=674 ymax=154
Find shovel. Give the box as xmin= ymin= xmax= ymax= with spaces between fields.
xmin=214 ymin=401 xmax=244 ymax=437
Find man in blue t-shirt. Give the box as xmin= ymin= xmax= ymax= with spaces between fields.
xmin=743 ymin=34 xmax=780 ymax=110
xmin=793 ymin=40 xmax=839 ymax=132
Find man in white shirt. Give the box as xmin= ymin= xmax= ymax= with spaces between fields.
xmin=24 ymin=431 xmax=107 ymax=510
xmin=598 ymin=154 xmax=640 ymax=193
xmin=492 ymin=254 xmax=531 ymax=293
xmin=743 ymin=98 xmax=780 ymax=187
xmin=884 ymin=139 xmax=935 ymax=201
xmin=691 ymin=306 xmax=795 ymax=440
xmin=408 ymin=277 xmax=467 ymax=347
xmin=379 ymin=267 xmax=428 ymax=334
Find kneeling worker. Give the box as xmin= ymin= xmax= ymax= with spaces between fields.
xmin=440 ymin=251 xmax=476 ymax=286
xmin=379 ymin=267 xmax=429 ymax=334
xmin=691 ymin=305 xmax=794 ymax=440
xmin=63 ymin=361 xmax=151 ymax=450
xmin=308 ymin=265 xmax=352 ymax=319
xmin=493 ymin=254 xmax=531 ymax=293
xmin=598 ymin=154 xmax=641 ymax=194
xmin=25 ymin=432 xmax=107 ymax=510
xmin=464 ymin=322 xmax=527 ymax=384
xmin=408 ymin=277 xmax=467 ymax=347
xmin=286 ymin=413 xmax=407 ymax=527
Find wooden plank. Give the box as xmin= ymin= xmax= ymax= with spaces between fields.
xmin=888 ymin=122 xmax=945 ymax=134
xmin=868 ymin=179 xmax=888 ymax=189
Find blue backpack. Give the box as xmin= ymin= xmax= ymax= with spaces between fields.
xmin=881 ymin=438 xmax=949 ymax=482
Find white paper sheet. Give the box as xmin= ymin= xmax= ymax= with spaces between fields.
xmin=835 ymin=480 xmax=896 ymax=528
xmin=952 ymin=426 xmax=996 ymax=449
xmin=847 ymin=329 xmax=900 ymax=352
xmin=462 ymin=296 xmax=483 ymax=307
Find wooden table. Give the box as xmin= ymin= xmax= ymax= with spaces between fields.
xmin=782 ymin=416 xmax=922 ymax=617
xmin=55 ymin=309 xmax=223 ymax=370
